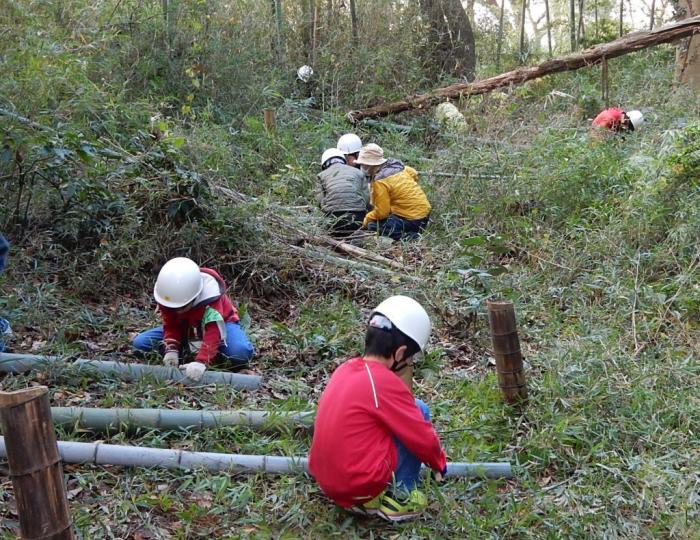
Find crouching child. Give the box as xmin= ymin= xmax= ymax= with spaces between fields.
xmin=132 ymin=257 xmax=254 ymax=381
xmin=309 ymin=295 xmax=447 ymax=521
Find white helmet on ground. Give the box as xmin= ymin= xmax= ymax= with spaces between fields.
xmin=337 ymin=133 xmax=362 ymax=155
xmin=321 ymin=148 xmax=346 ymax=168
xmin=372 ymin=295 xmax=431 ymax=351
xmin=627 ymin=110 xmax=644 ymax=130
xmin=297 ymin=65 xmax=313 ymax=82
xmin=153 ymin=257 xmax=203 ymax=308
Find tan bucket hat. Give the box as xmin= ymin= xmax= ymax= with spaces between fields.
xmin=355 ymin=143 xmax=387 ymax=166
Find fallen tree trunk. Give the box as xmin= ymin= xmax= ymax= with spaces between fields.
xmin=0 ymin=436 xmax=513 ymax=478
xmin=49 ymin=407 xmax=314 ymax=431
xmin=0 ymin=353 xmax=262 ymax=389
xmin=347 ymin=15 xmax=700 ymax=122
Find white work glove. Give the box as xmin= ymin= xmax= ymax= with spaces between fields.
xmin=163 ymin=351 xmax=179 ymax=368
xmin=181 ymin=361 xmax=207 ymax=382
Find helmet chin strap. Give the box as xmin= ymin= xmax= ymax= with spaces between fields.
xmin=390 ymin=351 xmax=408 ymax=373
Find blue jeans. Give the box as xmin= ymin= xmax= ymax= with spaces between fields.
xmin=392 ymin=398 xmax=431 ymax=492
xmin=132 ymin=322 xmax=254 ymax=366
xmin=368 ymin=214 xmax=429 ymax=241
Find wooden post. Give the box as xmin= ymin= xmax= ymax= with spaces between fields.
xmin=263 ymin=108 xmax=276 ymax=132
xmin=0 ymin=387 xmax=74 ymax=540
xmin=486 ymin=301 xmax=528 ymax=404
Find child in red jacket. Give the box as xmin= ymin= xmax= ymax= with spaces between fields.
xmin=591 ymin=107 xmax=644 ymax=133
xmin=309 ymin=295 xmax=447 ymax=521
xmin=132 ymin=257 xmax=254 ymax=381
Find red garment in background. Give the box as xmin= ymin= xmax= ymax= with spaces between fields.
xmin=592 ymin=107 xmax=625 ymax=131
xmin=159 ymin=268 xmax=239 ymax=364
xmin=309 ymin=357 xmax=447 ymax=508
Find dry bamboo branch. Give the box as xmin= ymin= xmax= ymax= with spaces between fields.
xmin=347 ymin=16 xmax=700 ymax=122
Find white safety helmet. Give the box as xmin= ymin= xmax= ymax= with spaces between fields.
xmin=321 ymin=148 xmax=346 ymax=168
xmin=153 ymin=257 xmax=203 ymax=308
xmin=626 ymin=110 xmax=644 ymax=130
xmin=297 ymin=65 xmax=313 ymax=82
xmin=371 ymin=295 xmax=431 ymax=351
xmin=337 ymin=133 xmax=363 ymax=155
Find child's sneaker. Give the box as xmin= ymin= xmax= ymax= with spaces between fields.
xmin=348 ymin=492 xmax=384 ymax=517
xmin=376 ymin=489 xmax=428 ymax=522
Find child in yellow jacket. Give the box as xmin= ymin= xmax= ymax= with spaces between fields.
xmin=356 ymin=144 xmax=431 ymax=241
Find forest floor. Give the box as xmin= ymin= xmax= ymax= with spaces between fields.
xmin=1 ymin=47 xmax=700 ymax=538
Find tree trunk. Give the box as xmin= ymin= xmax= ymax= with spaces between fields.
xmin=347 ymin=15 xmax=700 ymax=122
xmin=649 ymin=0 xmax=656 ymax=30
xmin=519 ymin=0 xmax=528 ymax=63
xmin=545 ymin=0 xmax=553 ymax=56
xmin=274 ymin=0 xmax=285 ymax=64
xmin=349 ymin=0 xmax=358 ymax=44
xmin=676 ymin=0 xmax=700 ymax=91
xmin=577 ymin=0 xmax=585 ymax=44
xmin=619 ymin=0 xmax=624 ymax=37
xmin=419 ymin=0 xmax=477 ymax=80
xmin=496 ymin=0 xmax=506 ymax=69
xmin=570 ymin=0 xmax=576 ymax=51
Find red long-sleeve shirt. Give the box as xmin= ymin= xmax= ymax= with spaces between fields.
xmin=159 ymin=268 xmax=239 ymax=364
xmin=309 ymin=357 xmax=447 ymax=508
xmin=592 ymin=107 xmax=625 ymax=131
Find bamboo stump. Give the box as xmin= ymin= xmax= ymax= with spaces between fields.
xmin=0 ymin=387 xmax=74 ymax=540
xmin=263 ymin=108 xmax=276 ymax=132
xmin=487 ymin=301 xmax=528 ymax=404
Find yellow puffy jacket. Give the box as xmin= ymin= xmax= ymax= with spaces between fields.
xmin=363 ymin=165 xmax=431 ymax=227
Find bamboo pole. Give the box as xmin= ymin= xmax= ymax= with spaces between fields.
xmin=0 ymin=353 xmax=262 ymax=389
xmin=486 ymin=301 xmax=528 ymax=404
xmin=49 ymin=407 xmax=314 ymax=431
xmin=0 ymin=387 xmax=74 ymax=540
xmin=601 ymin=56 xmax=609 ymax=107
xmin=346 ymin=15 xmax=700 ymax=122
xmin=0 ymin=436 xmax=513 ymax=479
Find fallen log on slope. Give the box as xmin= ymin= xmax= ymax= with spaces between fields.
xmin=0 ymin=436 xmax=514 ymax=479
xmin=347 ymin=15 xmax=700 ymax=122
xmin=0 ymin=353 xmax=262 ymax=389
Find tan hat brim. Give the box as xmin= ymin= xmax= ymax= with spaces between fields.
xmin=355 ymin=157 xmax=387 ymax=166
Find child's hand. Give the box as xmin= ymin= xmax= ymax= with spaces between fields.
xmin=432 ymin=464 xmax=448 ymax=483
xmin=163 ymin=351 xmax=179 ymax=367
xmin=181 ymin=361 xmax=207 ymax=382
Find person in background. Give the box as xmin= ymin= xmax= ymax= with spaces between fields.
xmin=132 ymin=257 xmax=254 ymax=381
xmin=309 ymin=295 xmax=447 ymax=522
xmin=316 ymin=148 xmax=370 ymax=238
xmin=356 ymin=144 xmax=431 ymax=241
xmin=337 ymin=133 xmax=363 ymax=168
xmin=591 ymin=107 xmax=644 ymax=134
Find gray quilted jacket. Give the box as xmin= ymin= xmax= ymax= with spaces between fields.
xmin=316 ymin=164 xmax=370 ymax=213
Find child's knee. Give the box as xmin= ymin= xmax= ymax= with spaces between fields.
xmin=224 ymin=340 xmax=255 ymax=364
xmin=132 ymin=333 xmax=153 ymax=352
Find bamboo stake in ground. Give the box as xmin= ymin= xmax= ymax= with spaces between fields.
xmin=0 ymin=387 xmax=74 ymax=540
xmin=263 ymin=108 xmax=276 ymax=132
xmin=346 ymin=15 xmax=700 ymax=122
xmin=487 ymin=301 xmax=528 ymax=404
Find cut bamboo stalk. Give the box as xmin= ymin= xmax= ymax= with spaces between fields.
xmin=0 ymin=387 xmax=74 ymax=540
xmin=0 ymin=353 xmax=262 ymax=389
xmin=0 ymin=436 xmax=513 ymax=479
xmin=486 ymin=301 xmax=528 ymax=404
xmin=49 ymin=407 xmax=314 ymax=432
xmin=263 ymin=108 xmax=276 ymax=132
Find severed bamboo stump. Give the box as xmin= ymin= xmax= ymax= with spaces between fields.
xmin=263 ymin=108 xmax=276 ymax=132
xmin=0 ymin=387 xmax=74 ymax=540
xmin=486 ymin=301 xmax=528 ymax=404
